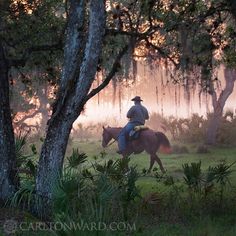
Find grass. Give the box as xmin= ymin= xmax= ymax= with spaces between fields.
xmin=137 ymin=217 xmax=236 ymax=236
xmin=70 ymin=139 xmax=236 ymax=185
xmin=58 ymin=139 xmax=236 ymax=235
xmin=68 ymin=139 xmax=236 ymax=235
xmin=1 ymin=138 xmax=236 ymax=235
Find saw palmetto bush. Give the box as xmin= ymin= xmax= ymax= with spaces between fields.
xmin=206 ymin=160 xmax=236 ymax=206
xmin=181 ymin=160 xmax=235 ymax=215
xmin=8 ymin=144 xmax=236 ymax=235
xmin=15 ymin=133 xmax=27 ymax=160
xmin=7 ymin=134 xmax=39 ymax=214
xmin=15 ymin=133 xmax=38 ymax=178
xmin=66 ymin=149 xmax=88 ymax=169
xmin=182 ymin=161 xmax=203 ymax=192
xmin=52 ymin=152 xmax=140 ymax=233
xmin=48 ymin=160 xmax=139 ymax=235
xmin=207 ymin=161 xmax=234 ymax=186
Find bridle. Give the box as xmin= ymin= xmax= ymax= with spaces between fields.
xmin=103 ymin=128 xmax=120 ymax=148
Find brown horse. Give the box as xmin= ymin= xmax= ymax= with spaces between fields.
xmin=102 ymin=126 xmax=171 ymax=173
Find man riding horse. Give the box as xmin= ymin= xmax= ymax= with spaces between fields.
xmin=117 ymin=96 xmax=149 ymax=155
xmin=102 ymin=96 xmax=171 ymax=173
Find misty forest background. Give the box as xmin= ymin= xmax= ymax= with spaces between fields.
xmin=1 ymin=0 xmax=236 ymax=235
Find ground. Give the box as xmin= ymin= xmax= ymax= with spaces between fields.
xmin=1 ymin=139 xmax=236 ymax=236
xmin=71 ymin=139 xmax=236 ymax=235
xmin=71 ymin=139 xmax=236 ymax=184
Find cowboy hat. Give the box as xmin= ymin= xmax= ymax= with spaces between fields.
xmin=131 ymin=96 xmax=143 ymax=102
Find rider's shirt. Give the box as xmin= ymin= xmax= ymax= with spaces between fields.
xmin=127 ymin=103 xmax=149 ymax=125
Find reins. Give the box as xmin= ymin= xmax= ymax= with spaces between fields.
xmin=104 ymin=129 xmax=122 ymax=148
xmin=106 ymin=139 xmax=117 ymax=147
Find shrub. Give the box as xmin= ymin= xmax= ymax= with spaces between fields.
xmin=172 ymin=144 xmax=189 ymax=154
xmin=196 ymin=145 xmax=209 ymax=153
xmin=8 ymin=145 xmax=236 ymax=235
xmin=182 ymin=161 xmax=202 ymax=192
xmin=158 ymin=111 xmax=236 ymax=145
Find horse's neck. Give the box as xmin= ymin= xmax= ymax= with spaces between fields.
xmin=109 ymin=128 xmax=122 ymax=140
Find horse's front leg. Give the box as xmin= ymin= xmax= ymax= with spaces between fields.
xmin=120 ymin=151 xmax=132 ymax=172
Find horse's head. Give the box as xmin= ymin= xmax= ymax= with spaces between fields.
xmin=156 ymin=132 xmax=172 ymax=154
xmin=102 ymin=126 xmax=113 ymax=148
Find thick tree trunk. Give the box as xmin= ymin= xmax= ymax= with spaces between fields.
xmin=0 ymin=42 xmax=17 ymax=201
xmin=35 ymin=0 xmax=106 ymax=218
xmin=35 ymin=110 xmax=77 ymax=217
xmin=206 ymin=68 xmax=236 ymax=144
xmin=206 ymin=109 xmax=222 ymax=145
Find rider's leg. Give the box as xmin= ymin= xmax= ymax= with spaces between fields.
xmin=118 ymin=128 xmax=126 ymax=152
xmin=118 ymin=122 xmax=137 ymax=153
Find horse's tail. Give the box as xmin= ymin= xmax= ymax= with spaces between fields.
xmin=155 ymin=132 xmax=172 ymax=154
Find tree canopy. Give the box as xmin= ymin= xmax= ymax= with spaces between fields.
xmin=1 ymin=0 xmax=236 ymax=214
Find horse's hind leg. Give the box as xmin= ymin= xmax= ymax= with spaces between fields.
xmin=147 ymin=154 xmax=156 ymax=173
xmin=154 ymin=154 xmax=165 ymax=173
xmin=148 ymin=154 xmax=165 ymax=173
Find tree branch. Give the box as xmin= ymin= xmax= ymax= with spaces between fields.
xmin=14 ymin=109 xmax=40 ymax=126
xmin=84 ymin=45 xmax=129 ymax=103
xmin=145 ymin=40 xmax=179 ymax=68
xmin=8 ymin=42 xmax=63 ymax=67
xmin=105 ymin=25 xmax=161 ymax=38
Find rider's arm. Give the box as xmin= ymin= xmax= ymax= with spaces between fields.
xmin=127 ymin=106 xmax=134 ymax=118
xmin=144 ymin=108 xmax=149 ymax=120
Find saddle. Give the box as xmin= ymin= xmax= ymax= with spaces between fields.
xmin=129 ymin=125 xmax=149 ymax=140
